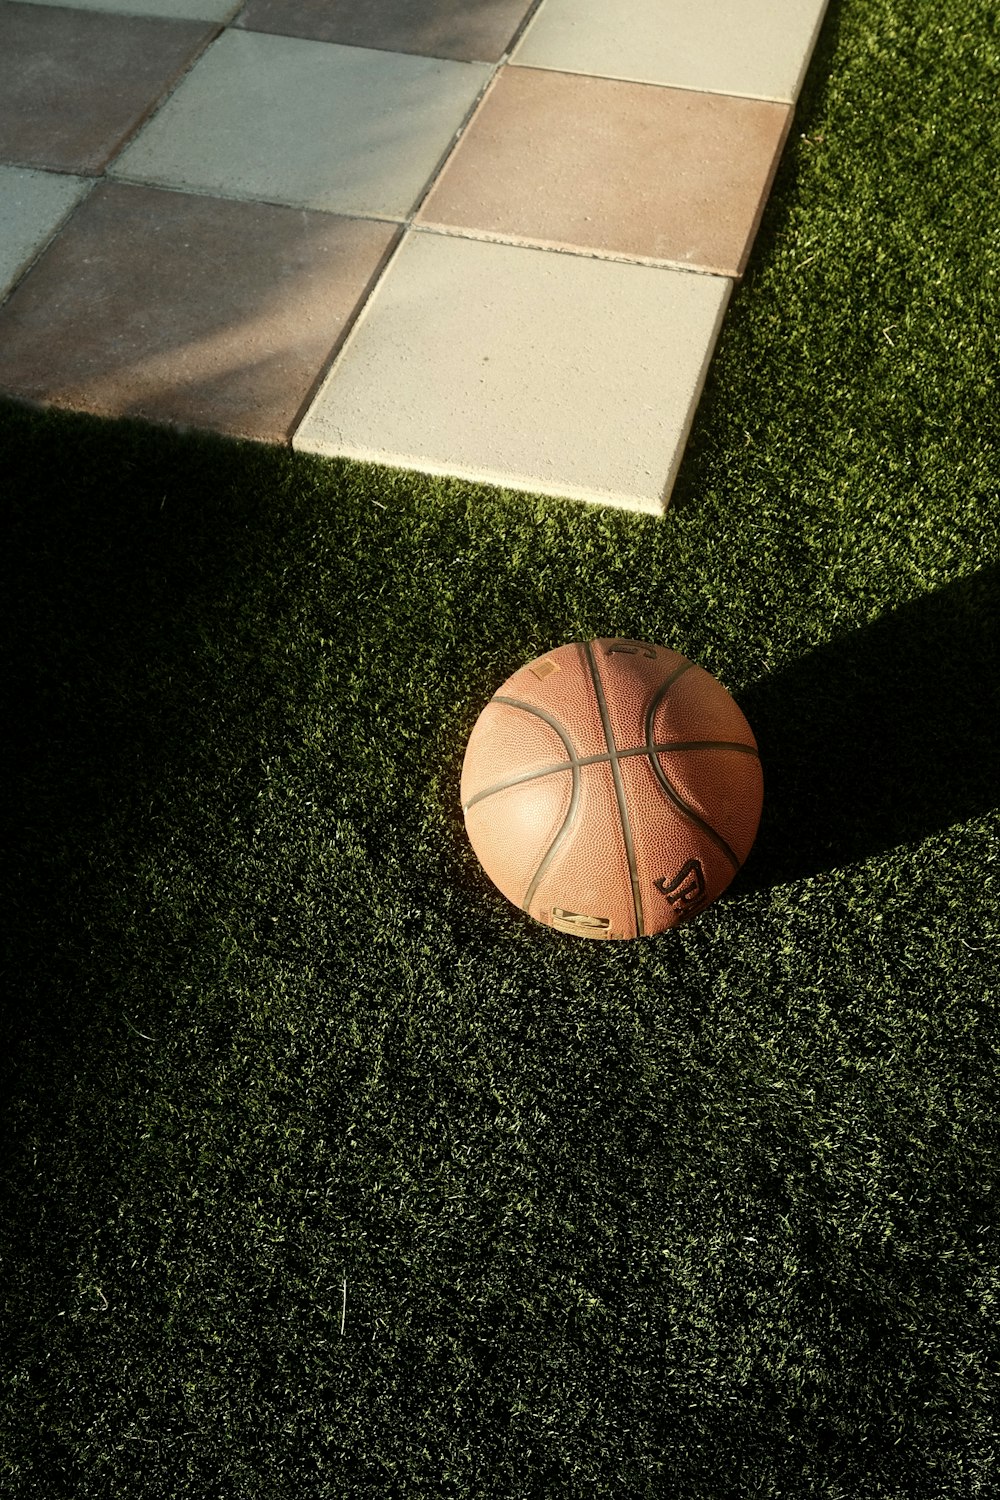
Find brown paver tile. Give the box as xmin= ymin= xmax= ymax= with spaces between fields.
xmin=417 ymin=66 xmax=791 ymax=276
xmin=0 ymin=3 xmax=216 ymax=175
xmin=0 ymin=182 xmax=399 ymax=442
xmin=235 ymin=0 xmax=536 ymax=63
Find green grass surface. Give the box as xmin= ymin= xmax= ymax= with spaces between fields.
xmin=2 ymin=0 xmax=999 ymax=1494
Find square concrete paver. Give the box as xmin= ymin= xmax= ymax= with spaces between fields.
xmin=0 ymin=3 xmax=215 ymax=175
xmin=236 ymin=0 xmax=537 ymax=63
xmin=111 ymin=29 xmax=491 ymax=216
xmin=418 ymin=67 xmax=790 ymax=276
xmin=513 ymin=0 xmax=830 ymax=102
xmin=0 ymin=166 xmax=90 ymax=297
xmin=24 ymin=0 xmax=237 ymax=18
xmin=0 ymin=181 xmax=399 ymax=441
xmin=294 ymin=231 xmax=731 ymax=512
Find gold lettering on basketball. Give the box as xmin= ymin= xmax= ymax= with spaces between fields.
xmin=552 ymin=908 xmax=611 ymax=931
xmin=530 ymin=658 xmax=560 ymax=680
xmin=605 ymin=641 xmax=656 ymax=659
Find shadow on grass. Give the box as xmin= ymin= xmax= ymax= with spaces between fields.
xmin=2 ymin=401 xmax=997 ymax=972
xmin=735 ymin=563 xmax=1000 ymax=892
xmin=0 ymin=402 xmax=307 ymax=1061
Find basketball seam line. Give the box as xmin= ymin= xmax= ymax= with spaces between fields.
xmin=488 ymin=696 xmax=582 ymax=917
xmin=643 ymin=671 xmax=743 ymax=873
xmin=583 ymin=641 xmax=645 ymax=940
xmin=471 ymin=669 xmax=752 ymax=913
xmin=461 ymin=740 xmax=760 ymax=812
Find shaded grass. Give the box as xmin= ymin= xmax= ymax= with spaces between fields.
xmin=2 ymin=0 xmax=999 ymax=1494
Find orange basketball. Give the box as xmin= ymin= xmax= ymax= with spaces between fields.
xmin=461 ymin=639 xmax=763 ymax=938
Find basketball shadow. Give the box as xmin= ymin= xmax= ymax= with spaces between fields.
xmin=732 ymin=564 xmax=999 ymax=891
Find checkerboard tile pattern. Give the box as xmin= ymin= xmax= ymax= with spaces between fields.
xmin=0 ymin=0 xmax=829 ymax=510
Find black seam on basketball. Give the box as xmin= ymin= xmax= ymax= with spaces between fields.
xmin=486 ymin=696 xmax=582 ymax=915
xmin=644 ymin=744 xmax=743 ymax=872
xmin=643 ymin=661 xmax=696 ymax=746
xmin=490 ymin=696 xmax=580 ymax=762
xmin=643 ymin=664 xmax=745 ymax=872
xmin=463 ymin=760 xmax=576 ymax=812
xmin=646 ymin=756 xmax=742 ymax=873
xmin=583 ymin=641 xmax=644 ymax=939
xmin=462 ymin=740 xmax=759 ymax=813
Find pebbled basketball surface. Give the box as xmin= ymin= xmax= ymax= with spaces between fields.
xmin=461 ymin=639 xmax=763 ymax=938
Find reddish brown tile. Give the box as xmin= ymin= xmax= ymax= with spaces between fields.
xmin=0 ymin=182 xmax=400 ymax=442
xmin=235 ymin=0 xmax=535 ymax=63
xmin=417 ymin=66 xmax=792 ymax=276
xmin=0 ymin=3 xmax=216 ymax=175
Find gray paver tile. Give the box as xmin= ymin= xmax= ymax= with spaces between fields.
xmin=235 ymin=0 xmax=536 ymax=63
xmin=418 ymin=67 xmax=790 ymax=276
xmin=0 ymin=166 xmax=90 ymax=298
xmin=23 ymin=0 xmax=237 ymax=18
xmin=513 ymin=0 xmax=830 ymax=102
xmin=110 ymin=29 xmax=492 ymax=216
xmin=0 ymin=181 xmax=399 ymax=441
xmin=0 ymin=2 xmax=215 ymax=175
xmin=294 ymin=231 xmax=731 ymax=513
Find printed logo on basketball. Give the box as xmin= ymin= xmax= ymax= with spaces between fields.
xmin=655 ymin=860 xmax=708 ymax=916
xmin=530 ymin=657 xmax=560 ymax=681
xmin=551 ymin=907 xmax=611 ymax=932
xmin=604 ymin=640 xmax=656 ymax=659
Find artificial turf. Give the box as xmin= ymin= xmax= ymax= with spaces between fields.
xmin=2 ymin=0 xmax=999 ymax=1494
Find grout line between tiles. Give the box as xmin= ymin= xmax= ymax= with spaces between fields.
xmin=0 ymin=175 xmax=98 ymax=312
xmin=2 ymin=0 xmax=830 ymax=505
xmin=508 ymin=60 xmax=801 ymax=107
xmin=398 ymin=60 xmax=505 ymax=224
xmin=284 ymin=221 xmax=407 ymax=440
xmin=407 ymin=221 xmax=747 ymax=279
xmin=75 ymin=14 xmax=232 ymax=188
xmin=288 ymin=222 xmax=416 ymax=439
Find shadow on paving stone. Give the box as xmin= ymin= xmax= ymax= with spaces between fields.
xmin=734 ymin=563 xmax=1000 ymax=892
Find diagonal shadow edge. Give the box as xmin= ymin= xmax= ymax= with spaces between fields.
xmin=730 ymin=564 xmax=1000 ymax=893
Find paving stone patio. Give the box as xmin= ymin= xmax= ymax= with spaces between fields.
xmin=0 ymin=0 xmax=830 ymax=512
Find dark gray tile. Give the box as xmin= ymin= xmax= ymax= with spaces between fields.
xmin=0 ymin=3 xmax=215 ymax=174
xmin=0 ymin=182 xmax=400 ymax=442
xmin=235 ymin=0 xmax=536 ymax=63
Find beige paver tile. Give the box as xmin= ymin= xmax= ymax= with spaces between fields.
xmin=0 ymin=182 xmax=399 ymax=442
xmin=236 ymin=0 xmax=536 ymax=63
xmin=110 ymin=29 xmax=491 ymax=216
xmin=513 ymin=0 xmax=830 ymax=103
xmin=418 ymin=67 xmax=790 ymax=276
xmin=0 ymin=167 xmax=90 ymax=298
xmin=0 ymin=3 xmax=215 ymax=175
xmin=294 ymin=231 xmax=730 ymax=513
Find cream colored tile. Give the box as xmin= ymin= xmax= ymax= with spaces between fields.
xmin=513 ymin=0 xmax=830 ymax=102
xmin=294 ymin=231 xmax=731 ymax=512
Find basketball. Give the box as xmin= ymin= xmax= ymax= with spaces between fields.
xmin=461 ymin=639 xmax=763 ymax=938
